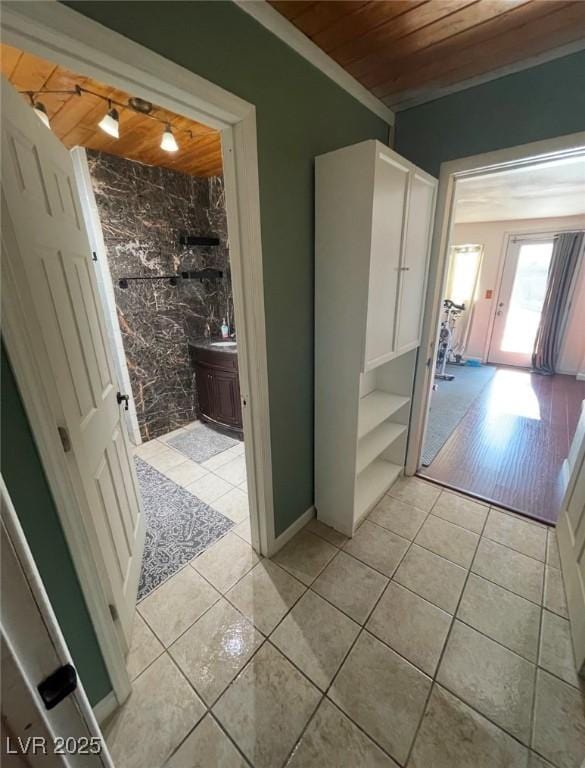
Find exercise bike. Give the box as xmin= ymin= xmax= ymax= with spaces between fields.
xmin=435 ymin=298 xmax=466 ymax=382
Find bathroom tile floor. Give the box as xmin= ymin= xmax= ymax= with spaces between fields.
xmin=104 ymin=477 xmax=585 ymax=768
xmin=135 ymin=421 xmax=249 ymax=524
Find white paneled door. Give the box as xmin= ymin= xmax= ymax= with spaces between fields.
xmin=1 ymin=78 xmax=144 ymax=650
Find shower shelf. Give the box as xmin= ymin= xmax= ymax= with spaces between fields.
xmin=118 ymin=268 xmax=223 ymax=289
xmin=179 ymin=234 xmax=220 ymax=247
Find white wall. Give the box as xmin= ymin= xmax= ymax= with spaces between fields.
xmin=451 ymin=214 xmax=585 ymax=373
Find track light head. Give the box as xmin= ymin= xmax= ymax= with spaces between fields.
xmin=33 ymin=100 xmax=50 ymax=129
xmin=98 ymin=105 xmax=120 ymax=139
xmin=161 ymin=123 xmax=178 ymax=153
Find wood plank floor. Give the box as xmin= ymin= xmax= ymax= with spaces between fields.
xmin=419 ymin=366 xmax=585 ymax=524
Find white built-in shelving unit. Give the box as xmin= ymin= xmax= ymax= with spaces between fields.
xmin=315 ymin=140 xmax=437 ymax=536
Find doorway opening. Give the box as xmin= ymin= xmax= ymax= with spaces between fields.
xmin=1 ymin=13 xmax=272 ymax=722
xmin=2 ymin=43 xmax=254 ymax=597
xmin=418 ymin=153 xmax=585 ymax=524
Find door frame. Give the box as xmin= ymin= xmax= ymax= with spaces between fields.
xmin=1 ymin=1 xmax=274 ymax=707
xmin=406 ymin=131 xmax=585 ymax=476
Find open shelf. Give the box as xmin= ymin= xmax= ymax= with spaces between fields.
xmin=356 ymin=421 xmax=407 ymax=474
xmin=357 ymin=391 xmax=410 ymax=439
xmin=354 ymin=458 xmax=402 ymax=526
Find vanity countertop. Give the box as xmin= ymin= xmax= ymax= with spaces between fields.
xmin=189 ymin=337 xmax=238 ymax=355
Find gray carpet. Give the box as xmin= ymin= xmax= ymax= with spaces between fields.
xmin=167 ymin=423 xmax=239 ymax=464
xmin=422 ymin=364 xmax=497 ymax=467
xmin=135 ymin=458 xmax=234 ymax=600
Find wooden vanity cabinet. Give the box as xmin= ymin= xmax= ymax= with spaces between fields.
xmin=190 ymin=345 xmax=243 ymax=435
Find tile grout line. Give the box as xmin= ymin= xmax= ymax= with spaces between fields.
xmin=138 ymin=528 xmax=260 ymax=654
xmin=402 ymin=492 xmax=492 ymax=766
xmin=129 ymin=444 xmax=356 ymax=764
xmin=530 ymin=598 xmax=545 ymax=757
xmin=276 ymin=538 xmax=407 ymax=768
xmin=126 ymin=479 xmax=568 ymax=767
xmin=315 ymin=502 xmax=439 ymax=763
xmin=153 ymin=545 xmax=324 ymax=750
xmin=161 ymin=648 xmax=255 ymax=768
xmin=208 ymin=711 xmax=254 ymax=767
xmin=141 ymin=438 xmax=248 ymax=507
xmin=154 ymin=539 xmax=279 ymax=765
xmin=395 ymin=484 xmax=570 ymax=758
xmin=206 ymin=533 xmax=392 ymax=766
xmin=141 ymin=530 xmax=309 ymax=661
xmin=377 ymin=486 xmax=576 ymax=762
xmin=276 ymin=493 xmax=447 ymax=766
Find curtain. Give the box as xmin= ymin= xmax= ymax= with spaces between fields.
xmin=532 ymin=231 xmax=584 ymax=374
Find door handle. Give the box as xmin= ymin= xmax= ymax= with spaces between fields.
xmin=117 ymin=392 xmax=130 ymax=411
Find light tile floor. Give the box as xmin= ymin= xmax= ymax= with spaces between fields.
xmin=135 ymin=422 xmax=250 ymax=526
xmin=105 ymin=477 xmax=585 ymax=768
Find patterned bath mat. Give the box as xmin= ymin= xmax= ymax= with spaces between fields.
xmin=167 ymin=423 xmax=239 ymax=464
xmin=135 ymin=458 xmax=233 ymax=600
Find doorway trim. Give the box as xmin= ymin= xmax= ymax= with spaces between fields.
xmin=406 ymin=131 xmax=585 ymax=476
xmin=1 ymin=1 xmax=274 ymax=706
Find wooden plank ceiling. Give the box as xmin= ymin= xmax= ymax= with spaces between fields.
xmin=0 ymin=43 xmax=222 ymax=177
xmin=270 ymin=1 xmax=585 ymax=110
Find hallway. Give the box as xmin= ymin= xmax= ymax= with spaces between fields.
xmin=421 ymin=368 xmax=585 ymax=523
xmin=104 ymin=477 xmax=584 ymax=768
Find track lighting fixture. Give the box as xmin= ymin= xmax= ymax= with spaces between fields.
xmin=160 ymin=124 xmax=178 ymax=153
xmin=98 ymin=102 xmax=120 ymax=139
xmin=22 ymin=86 xmax=195 ymax=158
xmin=32 ymin=100 xmax=50 ymax=129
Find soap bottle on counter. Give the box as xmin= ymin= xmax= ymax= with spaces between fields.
xmin=221 ymin=318 xmax=229 ymax=339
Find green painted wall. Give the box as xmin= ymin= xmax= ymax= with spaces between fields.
xmin=1 ymin=345 xmax=111 ymax=706
xmin=395 ymin=50 xmax=585 ymax=177
xmin=66 ymin=0 xmax=390 ymax=535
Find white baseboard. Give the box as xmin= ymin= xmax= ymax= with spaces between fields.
xmin=577 ymin=372 xmax=585 ymax=382
xmin=93 ymin=690 xmax=118 ymax=725
xmin=268 ymin=506 xmax=315 ymax=557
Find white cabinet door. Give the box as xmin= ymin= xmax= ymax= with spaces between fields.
xmin=395 ymin=170 xmax=436 ymax=354
xmin=364 ymin=151 xmax=409 ymax=371
xmin=1 ymin=78 xmax=144 ymax=649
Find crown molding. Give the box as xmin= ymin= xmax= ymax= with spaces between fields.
xmin=235 ymin=1 xmax=395 ymax=126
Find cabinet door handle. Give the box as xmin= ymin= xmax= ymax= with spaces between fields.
xmin=398 ymin=266 xmax=410 ymax=271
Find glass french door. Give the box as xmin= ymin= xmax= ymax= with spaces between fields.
xmin=488 ymin=238 xmax=554 ymax=367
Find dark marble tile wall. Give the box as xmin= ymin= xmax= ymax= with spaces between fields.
xmin=87 ymin=150 xmax=232 ymax=441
